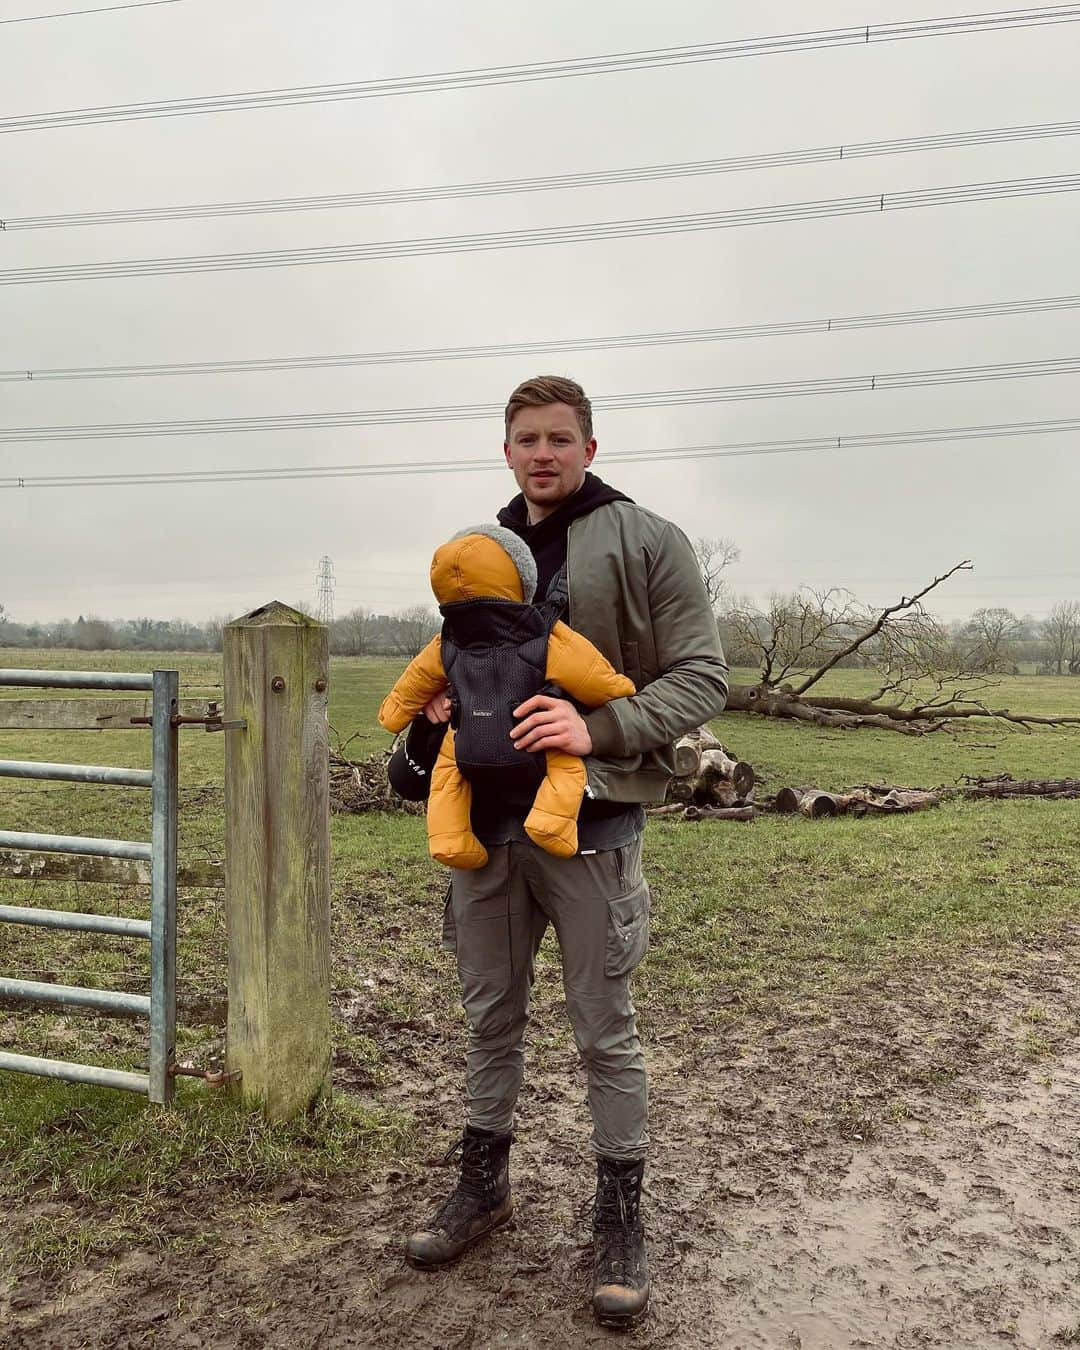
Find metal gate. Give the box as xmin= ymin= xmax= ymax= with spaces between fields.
xmin=0 ymin=668 xmax=178 ymax=1104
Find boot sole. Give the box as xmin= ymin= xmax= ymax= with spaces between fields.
xmin=594 ymin=1306 xmax=647 ymax=1331
xmin=404 ymin=1207 xmax=514 ymax=1271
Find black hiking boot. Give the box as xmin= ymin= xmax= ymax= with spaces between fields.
xmin=590 ymin=1156 xmax=650 ymax=1328
xmin=405 ymin=1126 xmax=513 ymax=1270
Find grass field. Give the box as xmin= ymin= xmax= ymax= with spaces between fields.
xmin=2 ymin=648 xmax=1079 ymax=1281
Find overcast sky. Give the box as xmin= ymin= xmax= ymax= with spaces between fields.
xmin=1 ymin=0 xmax=1078 ymax=626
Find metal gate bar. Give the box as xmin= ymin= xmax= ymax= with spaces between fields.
xmin=0 ymin=670 xmax=154 ymax=691
xmin=0 ymin=977 xmax=150 ymax=1016
xmin=0 ymin=667 xmax=178 ymax=1103
xmin=0 ymin=1051 xmax=149 ymax=1095
xmin=0 ymin=904 xmax=151 ymax=938
xmin=0 ymin=830 xmax=152 ymax=861
xmin=0 ymin=760 xmax=153 ymax=788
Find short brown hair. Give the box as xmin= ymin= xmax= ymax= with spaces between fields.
xmin=504 ymin=375 xmax=593 ymax=441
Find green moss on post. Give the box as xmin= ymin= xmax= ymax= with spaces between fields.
xmin=223 ymin=602 xmax=331 ymax=1119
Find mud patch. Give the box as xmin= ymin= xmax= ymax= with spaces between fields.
xmin=3 ymin=942 xmax=1079 ymax=1350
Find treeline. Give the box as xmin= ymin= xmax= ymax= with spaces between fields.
xmin=717 ymin=601 xmax=1080 ymax=677
xmin=2 ymin=596 xmax=1077 ymax=675
xmin=0 ymin=604 xmax=441 ymax=658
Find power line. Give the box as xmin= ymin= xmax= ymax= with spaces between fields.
xmin=3 ymin=6 xmax=1079 ymax=134
xmin=6 ymin=118 xmax=1080 ymax=231
xmin=5 ymin=290 xmax=1079 ymax=384
xmin=3 ymin=414 xmax=1078 ymax=490
xmin=4 ymin=172 xmax=1080 ymax=286
xmin=4 ymin=355 xmax=1080 ymax=443
xmin=1 ymin=0 xmax=181 ymax=23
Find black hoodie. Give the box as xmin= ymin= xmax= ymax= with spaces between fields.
xmin=476 ymin=470 xmax=643 ymax=850
xmin=497 ymin=472 xmax=632 ymax=603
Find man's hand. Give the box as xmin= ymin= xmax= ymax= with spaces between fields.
xmin=423 ymin=689 xmax=452 ymax=724
xmin=510 ymin=695 xmax=593 ymax=755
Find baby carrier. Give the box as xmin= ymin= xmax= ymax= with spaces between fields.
xmin=378 ymin=532 xmax=633 ymax=867
xmin=439 ymin=593 xmax=562 ymax=793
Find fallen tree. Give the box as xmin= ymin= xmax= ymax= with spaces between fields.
xmin=771 ymin=775 xmax=1080 ymax=820
xmin=951 ymin=773 xmax=1080 ymax=801
xmin=722 ymin=561 xmax=1080 ymax=734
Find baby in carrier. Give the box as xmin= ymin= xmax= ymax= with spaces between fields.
xmin=379 ymin=524 xmax=634 ymax=870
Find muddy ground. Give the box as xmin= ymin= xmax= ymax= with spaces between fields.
xmin=3 ymin=933 xmax=1079 ymax=1350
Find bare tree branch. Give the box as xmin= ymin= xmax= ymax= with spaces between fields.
xmin=789 ymin=561 xmax=973 ymax=696
xmin=692 ymin=536 xmax=740 ymax=609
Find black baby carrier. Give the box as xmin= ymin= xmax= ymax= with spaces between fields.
xmin=439 ymin=595 xmax=563 ymax=792
xmin=386 ymin=565 xmax=568 ymax=803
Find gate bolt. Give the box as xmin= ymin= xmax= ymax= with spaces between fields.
xmin=169 ymin=1063 xmax=243 ymax=1088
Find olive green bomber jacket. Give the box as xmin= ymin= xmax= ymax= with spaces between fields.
xmin=566 ymin=499 xmax=729 ymax=804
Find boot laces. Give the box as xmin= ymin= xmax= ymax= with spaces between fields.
xmin=585 ymin=1169 xmax=645 ymax=1289
xmin=432 ymin=1134 xmax=503 ymax=1232
xmin=580 ymin=1166 xmax=642 ymax=1235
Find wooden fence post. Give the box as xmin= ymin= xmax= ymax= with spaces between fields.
xmin=223 ymin=601 xmax=330 ymax=1119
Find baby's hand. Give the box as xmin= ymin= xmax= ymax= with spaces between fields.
xmin=423 ymin=689 xmax=452 ymax=724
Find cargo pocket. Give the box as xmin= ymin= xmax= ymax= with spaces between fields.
xmin=605 ymin=880 xmax=650 ymax=978
xmin=440 ymin=881 xmax=457 ymax=954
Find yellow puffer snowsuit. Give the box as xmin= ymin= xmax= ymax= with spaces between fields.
xmin=379 ymin=529 xmax=635 ymax=870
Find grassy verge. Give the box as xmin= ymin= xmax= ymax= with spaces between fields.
xmin=0 ymin=1075 xmax=412 ymax=1274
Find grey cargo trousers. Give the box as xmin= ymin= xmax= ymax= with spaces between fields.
xmin=444 ymin=834 xmax=651 ymax=1162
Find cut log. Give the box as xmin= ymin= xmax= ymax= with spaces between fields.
xmin=775 ymin=786 xmax=836 ymax=815
xmin=694 ymin=766 xmax=741 ymax=808
xmin=772 ymin=787 xmax=841 ymax=818
xmin=683 ymin=805 xmax=755 ymax=822
xmin=798 ymin=790 xmax=840 ymax=819
xmin=841 ymin=787 xmax=941 ymax=815
xmin=673 ymin=738 xmax=702 ymax=777
xmin=670 ymin=728 xmax=755 ymax=807
xmin=673 ymin=726 xmax=718 ymax=777
xmin=698 ymin=747 xmax=756 ymax=799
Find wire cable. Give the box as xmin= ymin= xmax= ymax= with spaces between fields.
xmin=6 ymin=118 xmax=1079 ymax=231
xmin=4 ymin=173 xmax=1080 ymax=285
xmin=3 ymin=6 xmax=1079 ymax=133
xmin=5 ymin=291 xmax=1078 ymax=384
xmin=3 ymin=355 xmax=1080 ymax=442
xmin=3 ymin=414 xmax=1078 ymax=490
xmin=1 ymin=0 xmax=181 ymax=23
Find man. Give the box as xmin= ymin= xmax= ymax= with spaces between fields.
xmin=405 ymin=375 xmax=728 ymax=1327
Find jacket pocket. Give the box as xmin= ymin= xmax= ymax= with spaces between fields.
xmin=605 ymin=880 xmax=650 ymax=978
xmin=619 ymin=639 xmax=642 ymax=690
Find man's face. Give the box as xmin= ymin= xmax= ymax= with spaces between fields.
xmin=504 ymin=402 xmax=597 ymax=522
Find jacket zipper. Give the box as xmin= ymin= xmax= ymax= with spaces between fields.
xmin=565 ymin=518 xmax=576 ymax=630
xmin=568 ymin=519 xmax=597 ymax=798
